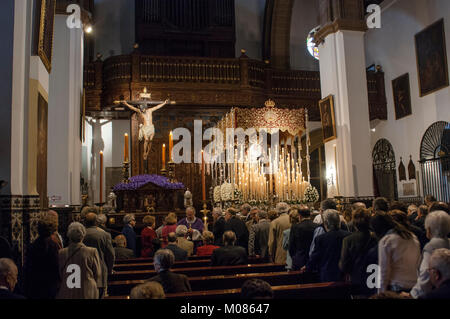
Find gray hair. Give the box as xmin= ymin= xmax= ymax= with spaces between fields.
xmin=96 ymin=213 xmax=107 ymax=225
xmin=408 ymin=205 xmax=418 ymax=213
xmin=430 ymin=248 xmax=450 ymax=280
xmin=67 ymin=222 xmax=86 ymax=243
xmin=276 ymin=202 xmax=290 ymax=214
xmin=0 ymin=258 xmax=17 ymax=280
xmin=175 ymin=225 xmax=188 ymax=237
xmin=123 ymin=214 xmax=135 ymax=225
xmin=130 ymin=281 xmax=165 ymax=299
xmin=323 ymin=209 xmax=341 ymax=231
xmin=154 ymin=249 xmax=175 ymax=271
xmin=241 ymin=203 xmax=251 ymax=212
xmin=212 ymin=207 xmax=223 ymax=216
xmin=257 ymin=210 xmax=268 ymax=220
xmin=425 ymin=211 xmax=450 ymax=238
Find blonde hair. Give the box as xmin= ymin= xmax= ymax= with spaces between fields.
xmin=143 ymin=215 xmax=155 ymax=227
xmin=202 ymin=231 xmax=214 ymax=244
xmin=130 ymin=282 xmax=165 ymax=299
xmin=165 ymin=212 xmax=177 ymax=225
xmin=114 ymin=234 xmax=127 ymax=248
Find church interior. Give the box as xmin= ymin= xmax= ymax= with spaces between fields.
xmin=0 ymin=0 xmax=450 ymax=302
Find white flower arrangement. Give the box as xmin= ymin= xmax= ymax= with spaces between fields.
xmin=213 ymin=186 xmax=222 ymax=203
xmin=220 ymin=183 xmax=233 ymax=202
xmin=304 ymin=184 xmax=319 ymax=203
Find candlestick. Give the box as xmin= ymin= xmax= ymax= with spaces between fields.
xmin=169 ymin=131 xmax=173 ymax=162
xmin=162 ymin=144 xmax=166 ymax=169
xmin=124 ymin=133 xmax=129 ymax=162
xmin=99 ymin=151 xmax=103 ymax=203
xmin=201 ymin=150 xmax=206 ymax=201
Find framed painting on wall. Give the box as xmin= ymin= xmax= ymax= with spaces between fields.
xmin=319 ymin=95 xmax=337 ymax=143
xmin=392 ymin=73 xmax=412 ymax=120
xmin=415 ymin=19 xmax=449 ymax=97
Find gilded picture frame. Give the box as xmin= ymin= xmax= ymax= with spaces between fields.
xmin=319 ymin=95 xmax=337 ymax=143
xmin=37 ymin=0 xmax=56 ymax=73
xmin=415 ymin=19 xmax=449 ymax=97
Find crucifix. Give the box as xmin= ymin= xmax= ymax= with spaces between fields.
xmin=115 ymin=88 xmax=176 ymax=172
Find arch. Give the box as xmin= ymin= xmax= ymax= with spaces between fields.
xmin=420 ymin=121 xmax=450 ymax=202
xmin=372 ymin=138 xmax=398 ymax=200
xmin=263 ymin=0 xmax=295 ymax=69
xmin=420 ymin=121 xmax=450 ymax=160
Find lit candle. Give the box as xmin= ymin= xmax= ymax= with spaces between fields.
xmin=201 ymin=150 xmax=206 ymax=201
xmin=162 ymin=144 xmax=166 ymax=169
xmin=124 ymin=133 xmax=129 ymax=162
xmin=99 ymin=151 xmax=103 ymax=203
xmin=169 ymin=131 xmax=173 ymax=162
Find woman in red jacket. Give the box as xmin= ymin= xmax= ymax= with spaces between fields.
xmin=141 ymin=215 xmax=157 ymax=257
xmin=196 ymin=231 xmax=219 ymax=256
xmin=161 ymin=213 xmax=178 ymax=248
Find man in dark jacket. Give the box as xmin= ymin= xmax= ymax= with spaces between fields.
xmin=166 ymin=233 xmax=188 ymax=261
xmin=211 ymin=231 xmax=248 ymax=266
xmin=147 ymin=249 xmax=191 ymax=293
xmin=248 ymin=210 xmax=271 ymax=261
xmin=303 ymin=210 xmax=350 ymax=282
xmin=289 ymin=205 xmax=318 ymax=270
xmin=224 ymin=208 xmax=249 ymax=252
xmin=212 ymin=207 xmax=226 ymax=246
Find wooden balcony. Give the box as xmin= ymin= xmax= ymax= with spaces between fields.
xmin=84 ymin=51 xmax=386 ymax=122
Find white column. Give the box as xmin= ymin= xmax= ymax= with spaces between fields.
xmin=48 ymin=15 xmax=83 ymax=206
xmin=319 ymin=30 xmax=374 ymax=197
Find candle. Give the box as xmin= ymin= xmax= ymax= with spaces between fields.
xmin=124 ymin=133 xmax=129 ymax=162
xmin=201 ymin=150 xmax=206 ymax=201
xmin=162 ymin=144 xmax=166 ymax=169
xmin=99 ymin=151 xmax=103 ymax=203
xmin=169 ymin=131 xmax=173 ymax=162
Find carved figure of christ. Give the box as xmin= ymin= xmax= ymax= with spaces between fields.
xmin=118 ymin=99 xmax=170 ymax=161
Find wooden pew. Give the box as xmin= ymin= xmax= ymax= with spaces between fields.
xmin=108 ymin=271 xmax=304 ymax=296
xmin=115 ymin=255 xmax=207 ymax=264
xmin=105 ymin=282 xmax=353 ymax=299
xmin=110 ymin=263 xmax=285 ymax=281
xmin=113 ymin=257 xmax=265 ymax=271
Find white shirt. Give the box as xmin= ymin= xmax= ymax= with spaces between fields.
xmin=378 ymin=229 xmax=421 ymax=292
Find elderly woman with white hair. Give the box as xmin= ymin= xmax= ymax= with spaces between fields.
xmin=410 ymin=211 xmax=450 ymax=298
xmin=57 ymin=222 xmax=101 ymax=299
xmin=121 ymin=214 xmax=137 ymax=256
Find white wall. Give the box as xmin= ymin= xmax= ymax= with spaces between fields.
xmin=83 ymin=119 xmax=130 ymax=204
xmin=365 ymin=0 xmax=450 ymax=197
xmin=235 ymin=0 xmax=266 ymax=59
xmin=290 ymin=0 xmax=320 ymax=71
xmin=93 ymin=0 xmax=135 ymax=58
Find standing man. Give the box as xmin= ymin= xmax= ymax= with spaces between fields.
xmin=224 ymin=208 xmax=249 ymax=251
xmin=83 ymin=213 xmax=115 ymax=298
xmin=268 ymin=202 xmax=290 ymax=264
xmin=122 ymin=214 xmax=137 ymax=256
xmin=0 ymin=258 xmax=24 ymax=299
xmin=177 ymin=206 xmax=205 ymax=237
xmin=248 ymin=211 xmax=271 ymax=261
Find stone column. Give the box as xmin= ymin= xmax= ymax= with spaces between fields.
xmin=47 ymin=15 xmax=84 ymax=206
xmin=316 ymin=0 xmax=374 ymax=197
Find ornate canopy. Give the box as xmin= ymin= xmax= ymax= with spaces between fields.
xmin=216 ymin=99 xmax=307 ymax=137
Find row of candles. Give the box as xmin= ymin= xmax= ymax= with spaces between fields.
xmin=210 ymin=145 xmax=311 ymax=202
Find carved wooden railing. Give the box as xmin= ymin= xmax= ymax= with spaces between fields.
xmin=84 ymin=51 xmax=386 ymax=122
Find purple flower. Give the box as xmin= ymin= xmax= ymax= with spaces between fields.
xmin=113 ymin=174 xmax=185 ymax=191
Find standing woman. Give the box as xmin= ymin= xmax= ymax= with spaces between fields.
xmin=161 ymin=213 xmax=178 ymax=248
xmin=25 ymin=216 xmax=60 ymax=299
xmin=57 ymin=222 xmax=101 ymax=299
xmin=141 ymin=215 xmax=157 ymax=257
xmin=377 ymin=212 xmax=421 ymax=293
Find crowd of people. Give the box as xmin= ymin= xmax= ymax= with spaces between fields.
xmin=0 ymin=195 xmax=449 ymax=300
